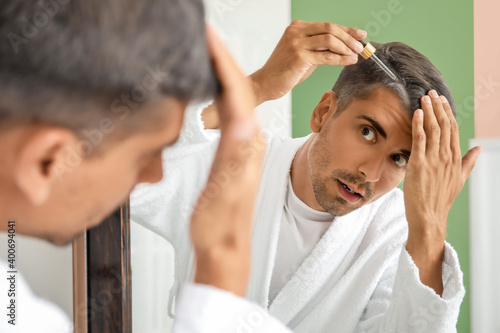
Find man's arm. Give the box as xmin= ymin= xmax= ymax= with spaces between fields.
xmin=174 ymin=24 xmax=292 ymax=333
xmin=188 ymin=24 xmax=263 ymax=295
xmin=201 ymin=20 xmax=367 ymax=129
xmin=404 ymin=91 xmax=482 ymax=295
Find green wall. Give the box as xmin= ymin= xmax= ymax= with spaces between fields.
xmin=291 ymin=1 xmax=474 ymax=331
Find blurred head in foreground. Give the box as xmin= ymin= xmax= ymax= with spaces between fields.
xmin=0 ymin=0 xmax=217 ymax=244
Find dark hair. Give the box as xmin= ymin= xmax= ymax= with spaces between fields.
xmin=333 ymin=42 xmax=455 ymax=118
xmin=0 ymin=0 xmax=218 ymax=133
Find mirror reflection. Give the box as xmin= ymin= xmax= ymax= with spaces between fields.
xmin=130 ymin=1 xmax=492 ymax=333
xmin=0 ymin=0 xmax=497 ymax=332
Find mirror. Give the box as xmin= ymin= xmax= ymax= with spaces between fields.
xmin=130 ymin=1 xmax=291 ymax=331
xmin=127 ymin=0 xmax=484 ymax=332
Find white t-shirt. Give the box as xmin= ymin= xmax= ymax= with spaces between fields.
xmin=269 ymin=175 xmax=333 ymax=302
xmin=0 ymin=260 xmax=72 ymax=333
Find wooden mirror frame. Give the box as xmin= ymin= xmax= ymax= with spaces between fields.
xmin=72 ymin=201 xmax=132 ymax=332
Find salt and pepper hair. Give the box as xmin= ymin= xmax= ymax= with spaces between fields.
xmin=333 ymin=42 xmax=456 ymax=118
xmin=0 ymin=0 xmax=218 ymax=132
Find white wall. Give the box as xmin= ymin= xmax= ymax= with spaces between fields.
xmin=205 ymin=0 xmax=292 ymax=137
xmin=469 ymin=138 xmax=500 ymax=333
xmin=131 ymin=0 xmax=291 ymax=331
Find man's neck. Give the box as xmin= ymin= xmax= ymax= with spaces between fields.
xmin=290 ymin=135 xmax=327 ymax=212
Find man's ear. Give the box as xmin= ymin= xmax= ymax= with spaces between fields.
xmin=13 ymin=128 xmax=79 ymax=206
xmin=310 ymin=90 xmax=338 ymax=133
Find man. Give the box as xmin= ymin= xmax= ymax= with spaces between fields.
xmin=0 ymin=0 xmax=311 ymax=331
xmin=131 ymin=20 xmax=482 ymax=332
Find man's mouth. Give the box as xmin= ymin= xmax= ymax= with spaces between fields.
xmin=337 ymin=180 xmax=363 ymax=203
xmin=343 ymin=183 xmax=358 ymax=194
xmin=340 ymin=180 xmax=363 ymax=196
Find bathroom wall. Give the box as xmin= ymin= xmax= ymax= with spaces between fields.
xmin=469 ymin=1 xmax=500 ymax=331
xmin=474 ymin=0 xmax=500 ymax=138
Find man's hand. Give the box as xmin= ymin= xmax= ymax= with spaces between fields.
xmin=251 ymin=20 xmax=367 ymax=104
xmin=202 ymin=21 xmax=367 ymax=129
xmin=190 ymin=25 xmax=266 ymax=296
xmin=404 ymin=90 xmax=482 ymax=295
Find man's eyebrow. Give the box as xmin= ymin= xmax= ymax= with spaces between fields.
xmin=401 ymin=149 xmax=411 ymax=157
xmin=357 ymin=115 xmax=387 ymax=139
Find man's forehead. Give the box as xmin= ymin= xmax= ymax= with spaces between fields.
xmin=351 ymin=87 xmax=409 ymax=116
xmin=349 ymin=89 xmax=412 ymax=126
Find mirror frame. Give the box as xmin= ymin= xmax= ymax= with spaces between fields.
xmin=72 ymin=201 xmax=132 ymax=332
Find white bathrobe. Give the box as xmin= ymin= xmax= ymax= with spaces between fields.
xmin=130 ymin=105 xmax=465 ymax=333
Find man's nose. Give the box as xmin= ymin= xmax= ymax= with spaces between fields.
xmin=358 ymin=154 xmax=384 ymax=183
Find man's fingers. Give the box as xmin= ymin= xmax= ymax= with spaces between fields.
xmin=462 ymin=146 xmax=482 ymax=180
xmin=433 ymin=95 xmax=451 ymax=156
xmin=421 ymin=91 xmax=441 ymax=155
xmin=206 ymin=24 xmax=254 ymax=127
xmin=294 ymin=21 xmax=365 ymax=54
xmin=296 ymin=20 xmax=366 ymax=41
xmin=335 ymin=23 xmax=368 ymax=40
xmin=206 ymin=25 xmax=246 ymax=95
xmin=328 ymin=24 xmax=365 ymax=54
xmin=442 ymin=95 xmax=462 ymax=160
xmin=304 ymin=50 xmax=358 ymax=67
xmin=301 ymin=34 xmax=354 ymax=56
xmin=410 ymin=109 xmax=426 ymax=161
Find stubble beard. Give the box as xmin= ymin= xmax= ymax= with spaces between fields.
xmin=310 ymin=169 xmax=374 ymax=217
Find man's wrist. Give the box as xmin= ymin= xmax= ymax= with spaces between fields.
xmin=249 ymin=70 xmax=268 ymax=106
xmin=407 ymin=235 xmax=445 ymax=264
xmin=194 ymin=248 xmax=250 ymax=297
xmin=407 ymin=217 xmax=446 ymax=253
xmin=407 ymin=224 xmax=445 ymax=265
xmin=406 ymin=226 xmax=446 ymax=295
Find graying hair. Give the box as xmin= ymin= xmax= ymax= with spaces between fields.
xmin=0 ymin=0 xmax=218 ymax=132
xmin=333 ymin=42 xmax=455 ymax=118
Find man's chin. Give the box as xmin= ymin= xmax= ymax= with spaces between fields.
xmin=318 ymin=195 xmax=365 ymax=217
xmin=45 ymin=233 xmax=80 ymax=246
xmin=43 ymin=217 xmax=100 ymax=246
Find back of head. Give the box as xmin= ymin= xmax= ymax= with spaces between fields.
xmin=0 ymin=0 xmax=217 ymax=133
xmin=333 ymin=42 xmax=455 ymax=118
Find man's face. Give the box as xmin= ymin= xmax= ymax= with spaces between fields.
xmin=308 ymin=87 xmax=413 ymax=216
xmin=12 ymin=98 xmax=185 ymax=245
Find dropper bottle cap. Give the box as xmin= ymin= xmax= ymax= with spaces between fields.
xmin=360 ymin=41 xmax=376 ymax=60
xmin=359 ymin=41 xmax=398 ymax=81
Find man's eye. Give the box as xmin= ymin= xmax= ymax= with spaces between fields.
xmin=361 ymin=127 xmax=375 ymax=141
xmin=392 ymin=154 xmax=408 ymax=167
